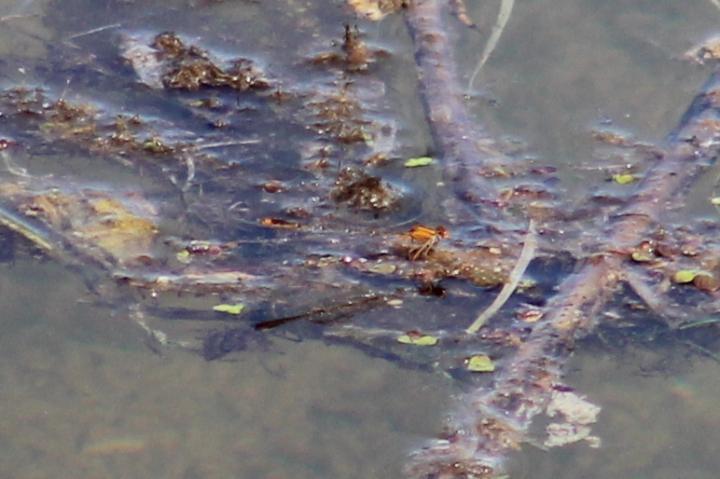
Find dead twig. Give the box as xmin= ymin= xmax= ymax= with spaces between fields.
xmin=466 ymin=219 xmax=536 ymax=333
xmin=467 ymin=0 xmax=515 ymax=93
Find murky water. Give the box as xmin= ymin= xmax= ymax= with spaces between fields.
xmin=1 ymin=0 xmax=720 ymax=478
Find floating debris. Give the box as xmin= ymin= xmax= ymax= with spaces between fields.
xmin=307 ymin=89 xmax=372 ymax=144
xmin=685 ymin=36 xmax=720 ymax=65
xmin=466 ymin=354 xmax=495 ymax=372
xmin=403 ymin=156 xmax=434 ymax=168
xmin=309 ymin=24 xmax=383 ymax=72
xmin=630 ymin=241 xmax=655 ymax=263
xmin=673 ymin=269 xmax=702 ymax=284
xmin=544 ymin=390 xmax=602 ymax=448
xmin=612 ymin=173 xmax=637 ymax=185
xmin=212 ymin=303 xmax=246 ymax=315
xmin=367 ymin=262 xmax=397 ymax=274
xmin=259 ymin=217 xmax=301 ymax=229
xmin=397 ymin=331 xmax=439 ymax=346
xmin=331 ymin=167 xmax=397 ymax=211
xmin=122 ymin=32 xmax=270 ymax=91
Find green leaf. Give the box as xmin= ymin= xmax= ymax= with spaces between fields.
xmin=711 ymin=197 xmax=720 ymax=206
xmin=673 ymin=270 xmax=698 ymax=284
xmin=397 ymin=332 xmax=438 ymax=346
xmin=212 ymin=303 xmax=246 ymax=315
xmin=361 ymin=130 xmax=374 ymax=146
xmin=466 ymin=354 xmax=495 ymax=372
xmin=612 ymin=173 xmax=637 ymax=185
xmin=367 ymin=263 xmax=397 ymax=274
xmin=176 ymin=250 xmax=191 ymax=263
xmin=630 ymin=250 xmax=653 ymax=262
xmin=678 ymin=317 xmax=720 ymax=330
xmin=404 ymin=156 xmax=434 ymax=168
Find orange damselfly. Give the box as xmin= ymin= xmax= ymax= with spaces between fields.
xmin=407 ymin=224 xmax=449 ymax=261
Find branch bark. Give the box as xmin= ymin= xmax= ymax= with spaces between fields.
xmin=403 ymin=0 xmax=501 ymax=219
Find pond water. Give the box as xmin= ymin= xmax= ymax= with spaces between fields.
xmin=1 ymin=0 xmax=720 ymax=478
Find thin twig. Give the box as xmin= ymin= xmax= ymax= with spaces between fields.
xmin=66 ymin=23 xmax=122 ymax=40
xmin=192 ymin=139 xmax=261 ymax=150
xmin=467 ymin=0 xmax=515 ymax=93
xmin=0 ymin=13 xmax=37 ymax=22
xmin=182 ymin=153 xmax=195 ymax=192
xmin=466 ymin=219 xmax=536 ymax=333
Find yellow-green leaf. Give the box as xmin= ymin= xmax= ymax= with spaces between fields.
xmin=612 ymin=173 xmax=637 ymax=185
xmin=466 ymin=354 xmax=495 ymax=372
xmin=711 ymin=196 xmax=720 ymax=206
xmin=397 ymin=332 xmax=438 ymax=346
xmin=404 ymin=156 xmax=434 ymax=168
xmin=212 ymin=303 xmax=245 ymax=315
xmin=361 ymin=130 xmax=374 ymax=146
xmin=176 ymin=250 xmax=191 ymax=263
xmin=673 ymin=270 xmax=698 ymax=284
xmin=630 ymin=250 xmax=653 ymax=262
xmin=367 ymin=263 xmax=397 ymax=274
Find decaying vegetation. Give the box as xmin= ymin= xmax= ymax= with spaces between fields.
xmin=2 ymin=0 xmax=720 ymax=478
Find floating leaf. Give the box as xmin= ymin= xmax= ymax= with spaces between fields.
xmin=673 ymin=270 xmax=699 ymax=284
xmin=176 ymin=249 xmax=191 ymax=263
xmin=612 ymin=173 xmax=637 ymax=185
xmin=630 ymin=250 xmax=653 ymax=262
xmin=466 ymin=354 xmax=495 ymax=372
xmin=367 ymin=262 xmax=397 ymax=274
xmin=361 ymin=130 xmax=374 ymax=146
xmin=404 ymin=156 xmax=434 ymax=168
xmin=212 ymin=303 xmax=245 ymax=315
xmin=711 ymin=196 xmax=720 ymax=206
xmin=397 ymin=331 xmax=438 ymax=346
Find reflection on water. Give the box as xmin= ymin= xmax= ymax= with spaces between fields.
xmin=1 ymin=0 xmax=720 ymax=478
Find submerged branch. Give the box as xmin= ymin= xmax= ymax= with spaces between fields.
xmin=406 ymin=65 xmax=720 ymax=477
xmin=403 ymin=0 xmax=502 ymax=218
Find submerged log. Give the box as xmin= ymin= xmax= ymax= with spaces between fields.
xmin=404 ymin=53 xmax=720 ymax=477
xmin=403 ymin=0 xmax=502 ymax=217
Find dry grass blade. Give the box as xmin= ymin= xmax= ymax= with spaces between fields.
xmin=66 ymin=23 xmax=122 ymax=40
xmin=466 ymin=219 xmax=536 ymax=334
xmin=467 ymin=0 xmax=515 ymax=93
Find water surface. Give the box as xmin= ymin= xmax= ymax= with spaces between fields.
xmin=1 ymin=0 xmax=720 ymax=478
